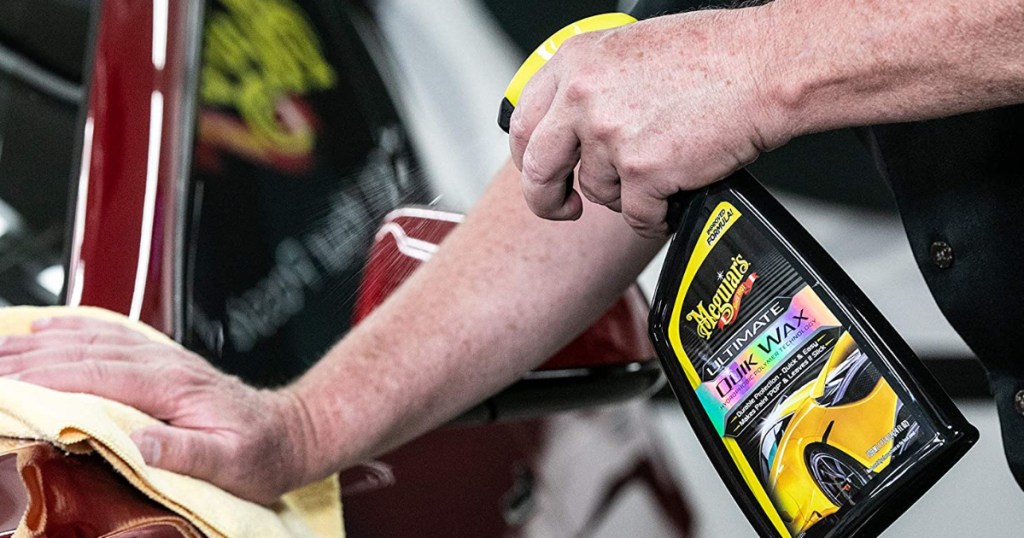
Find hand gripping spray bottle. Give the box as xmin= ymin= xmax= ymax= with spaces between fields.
xmin=498 ymin=12 xmax=977 ymax=538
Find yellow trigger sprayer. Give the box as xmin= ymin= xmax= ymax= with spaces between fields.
xmin=497 ymin=10 xmax=976 ymax=538
xmin=497 ymin=12 xmax=637 ymax=132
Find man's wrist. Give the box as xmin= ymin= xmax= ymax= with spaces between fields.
xmin=705 ymin=3 xmax=800 ymax=152
xmin=273 ymin=385 xmax=325 ymax=490
xmin=738 ymin=0 xmax=820 ymax=146
xmin=743 ymin=0 xmax=1024 ymax=138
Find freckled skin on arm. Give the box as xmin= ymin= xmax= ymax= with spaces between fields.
xmin=285 ymin=160 xmax=665 ymax=485
xmin=0 ymin=160 xmax=663 ymax=504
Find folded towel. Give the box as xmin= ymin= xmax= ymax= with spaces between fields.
xmin=9 ymin=440 xmax=205 ymax=537
xmin=0 ymin=306 xmax=343 ymax=538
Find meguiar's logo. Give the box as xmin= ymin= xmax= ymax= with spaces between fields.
xmin=686 ymin=254 xmax=759 ymax=340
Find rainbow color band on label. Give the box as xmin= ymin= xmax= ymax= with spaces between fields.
xmin=696 ymin=286 xmax=840 ymax=435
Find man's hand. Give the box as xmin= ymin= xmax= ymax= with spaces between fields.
xmin=0 ymin=317 xmax=315 ymax=506
xmin=509 ymin=7 xmax=786 ymax=236
xmin=511 ymin=0 xmax=1024 ymax=238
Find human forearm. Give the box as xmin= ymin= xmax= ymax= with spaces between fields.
xmin=285 ymin=160 xmax=665 ymax=484
xmin=762 ymin=0 xmax=1024 ymax=140
xmin=0 ymin=159 xmax=660 ymax=501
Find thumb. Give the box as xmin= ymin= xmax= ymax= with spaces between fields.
xmin=131 ymin=424 xmax=223 ymax=481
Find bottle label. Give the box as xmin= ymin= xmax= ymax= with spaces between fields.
xmin=665 ymin=192 xmax=936 ymax=537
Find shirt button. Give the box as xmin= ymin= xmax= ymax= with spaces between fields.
xmin=930 ymin=241 xmax=954 ymax=269
xmin=1015 ymin=390 xmax=1024 ymax=416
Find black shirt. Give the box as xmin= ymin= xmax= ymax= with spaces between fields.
xmin=870 ymin=107 xmax=1024 ymax=490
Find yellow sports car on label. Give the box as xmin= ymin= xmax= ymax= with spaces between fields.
xmin=758 ymin=331 xmax=917 ymax=534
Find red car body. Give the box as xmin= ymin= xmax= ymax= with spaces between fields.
xmin=1 ymin=0 xmax=692 ymax=535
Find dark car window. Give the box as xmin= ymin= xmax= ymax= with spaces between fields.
xmin=0 ymin=0 xmax=91 ymax=84
xmin=0 ymin=1 xmax=91 ymax=307
xmin=182 ymin=0 xmax=434 ymax=386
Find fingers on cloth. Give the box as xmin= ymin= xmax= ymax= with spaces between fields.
xmin=31 ymin=316 xmax=154 ymax=342
xmin=9 ymin=360 xmax=186 ymax=421
xmin=0 ymin=331 xmax=149 ymax=358
xmin=0 ymin=340 xmax=167 ymax=377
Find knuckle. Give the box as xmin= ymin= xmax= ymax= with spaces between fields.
xmin=520 ymin=152 xmax=553 ymax=186
xmin=621 ymin=208 xmax=651 ymax=230
xmin=588 ymin=118 xmax=617 ymax=142
xmin=617 ymin=156 xmax=655 ymax=179
xmin=620 ymin=200 xmax=657 ymax=232
xmin=77 ymin=359 xmax=107 ymax=380
xmin=161 ymin=361 xmax=197 ymax=385
xmin=579 ymin=181 xmax=616 ymax=204
xmin=85 ymin=332 xmax=106 ymax=346
xmin=562 ymin=76 xmax=593 ymax=105
xmin=60 ymin=345 xmax=87 ymax=364
xmin=577 ymin=182 xmax=601 ymax=204
xmin=508 ymin=114 xmax=531 ymax=147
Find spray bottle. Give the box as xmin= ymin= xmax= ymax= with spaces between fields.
xmin=499 ymin=12 xmax=977 ymax=538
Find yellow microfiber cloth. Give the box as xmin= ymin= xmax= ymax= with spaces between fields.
xmin=0 ymin=306 xmax=344 ymax=538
